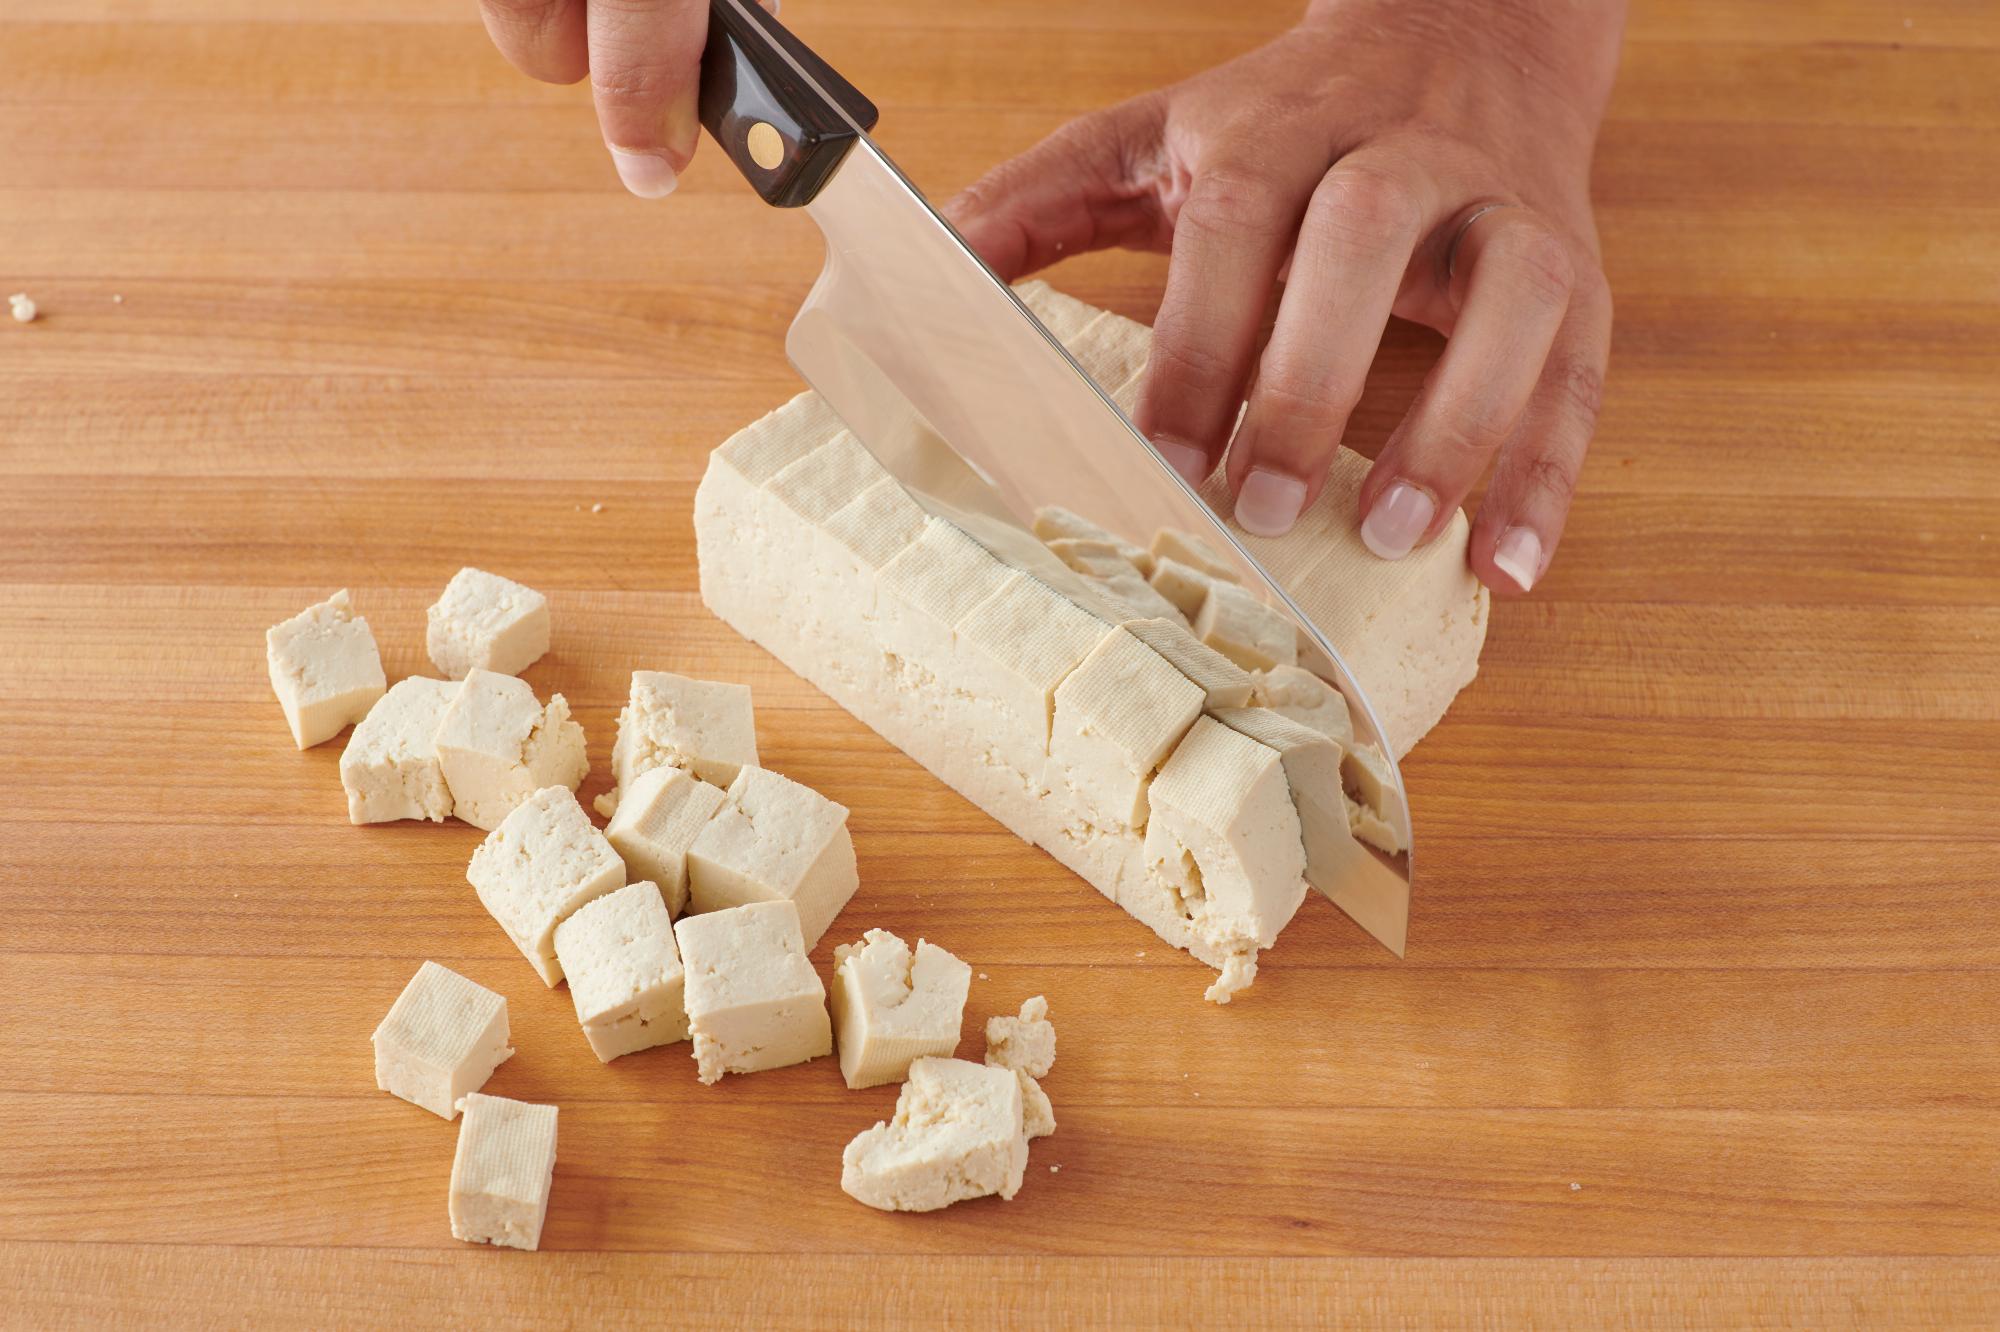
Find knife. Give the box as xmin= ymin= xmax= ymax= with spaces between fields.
xmin=696 ymin=0 xmax=1414 ymax=956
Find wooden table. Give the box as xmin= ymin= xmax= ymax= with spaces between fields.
xmin=4 ymin=1 xmax=1997 ymax=1325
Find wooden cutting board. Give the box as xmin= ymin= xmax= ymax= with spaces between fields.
xmin=3 ymin=1 xmax=1997 ymax=1325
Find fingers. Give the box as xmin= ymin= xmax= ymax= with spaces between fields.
xmin=479 ymin=0 xmax=588 ymax=84
xmin=1469 ymin=273 xmax=1611 ymax=594
xmin=940 ymin=96 xmax=1171 ymax=283
xmin=587 ymin=0 xmax=709 ymax=197
xmin=1356 ymin=204 xmax=1575 ymax=562
xmin=1222 ymin=157 xmax=1435 ymax=535
xmin=1132 ymin=148 xmax=1322 ymax=488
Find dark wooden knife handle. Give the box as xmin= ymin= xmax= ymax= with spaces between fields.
xmin=699 ymin=0 xmax=879 ymax=208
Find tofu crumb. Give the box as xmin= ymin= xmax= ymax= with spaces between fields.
xmin=591 ymin=503 xmax=604 ymax=513
xmin=1050 ymin=1164 xmax=1061 ymax=1173
xmin=978 ymin=973 xmax=989 ymax=981
xmin=112 ymin=294 xmax=124 ymax=304
xmin=1570 ymin=1182 xmax=1582 ymax=1191
xmin=8 ymin=293 xmax=36 ymax=323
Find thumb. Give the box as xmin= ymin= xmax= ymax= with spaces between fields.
xmin=942 ymin=94 xmax=1171 ymax=281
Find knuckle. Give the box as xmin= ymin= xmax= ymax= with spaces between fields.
xmin=1522 ymin=451 xmax=1579 ymax=508
xmin=1430 ymin=396 xmax=1513 ymax=461
xmin=591 ymin=60 xmax=680 ymax=110
xmin=1256 ymin=359 xmax=1364 ymax=423
xmin=1310 ymin=164 xmax=1424 ymax=244
xmin=1185 ymin=165 xmax=1294 ymax=241
xmin=1550 ymin=354 xmax=1606 ymax=424
xmin=1148 ymin=332 xmax=1238 ymax=390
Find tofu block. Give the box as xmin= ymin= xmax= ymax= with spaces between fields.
xmin=449 ymin=1093 xmax=558 ymax=1252
xmin=265 ymin=590 xmax=386 ymax=749
xmin=1148 ymin=556 xmax=1217 ymax=618
xmin=434 ymin=670 xmax=588 ymax=832
xmin=830 ymin=929 xmax=973 ymax=1090
xmin=1048 ymin=628 xmax=1204 ymax=830
xmin=426 ymin=567 xmax=550 ymax=681
xmin=1251 ymin=663 xmax=1356 ymax=749
xmin=371 ymin=961 xmax=512 ymax=1119
xmin=1211 ymin=706 xmax=1365 ymax=896
xmin=983 ymin=995 xmax=1055 ymax=1079
xmin=673 ymin=899 xmax=832 ymax=1084
xmin=1194 ymin=580 xmax=1299 ymax=672
xmin=340 ymin=677 xmax=459 ymax=824
xmin=952 ymin=572 xmax=1109 ymax=775
xmin=602 ymin=765 xmax=725 ymax=917
xmin=553 ymin=880 xmax=688 ymax=1061
xmin=1031 ymin=505 xmax=1153 ymax=575
xmin=603 ymin=670 xmax=758 ymax=813
xmin=877 ymin=518 xmax=1016 ymax=675
xmin=841 ymin=1057 xmax=1027 ymax=1212
xmin=466 ymin=786 xmax=625 ymax=986
xmin=1119 ymin=617 xmax=1254 ymax=709
xmin=1151 ymin=528 xmax=1241 ymax=582
xmin=686 ymin=766 xmax=858 ymax=947
xmin=1143 ymin=718 xmax=1307 ymax=965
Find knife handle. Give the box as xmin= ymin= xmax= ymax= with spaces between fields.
xmin=700 ymin=0 xmax=880 ymax=208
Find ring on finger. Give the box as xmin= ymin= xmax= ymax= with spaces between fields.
xmin=1442 ymin=201 xmax=1519 ymax=283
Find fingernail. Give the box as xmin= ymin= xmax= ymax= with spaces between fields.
xmin=1492 ymin=526 xmax=1542 ymax=592
xmin=1154 ymin=439 xmax=1211 ymax=487
xmin=609 ymin=147 xmax=678 ymax=199
xmin=1234 ymin=467 xmax=1308 ymax=537
xmin=1359 ymin=482 xmax=1436 ymax=561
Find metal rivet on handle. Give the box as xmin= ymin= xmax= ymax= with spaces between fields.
xmin=747 ymin=122 xmax=784 ymax=170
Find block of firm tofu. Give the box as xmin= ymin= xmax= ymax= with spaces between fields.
xmin=340 ymin=677 xmax=459 ymax=824
xmin=449 ymin=1093 xmax=558 ymax=1252
xmin=371 ymin=960 xmax=512 ymax=1119
xmin=265 ymin=589 xmax=387 ymax=749
xmin=600 ymin=670 xmax=757 ymax=815
xmin=426 ymin=566 xmax=550 ymax=681
xmin=673 ymin=899 xmax=832 ymax=1084
xmin=830 ymin=929 xmax=973 ymax=1090
xmin=434 ymin=669 xmax=588 ymax=832
xmin=841 ymin=1057 xmax=1028 ymax=1213
xmin=686 ymin=766 xmax=858 ymax=947
xmin=1047 ymin=627 xmax=1205 ymax=831
xmin=466 ymin=786 xmax=626 ymax=987
xmin=602 ymin=765 xmax=726 ymax=917
xmin=552 ymin=880 xmax=688 ymax=1061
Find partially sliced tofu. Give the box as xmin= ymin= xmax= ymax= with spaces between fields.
xmin=1194 ymin=581 xmax=1299 ymax=672
xmin=877 ymin=517 xmax=1016 ymax=678
xmin=953 ymin=572 xmax=1110 ymax=776
xmin=1047 ymin=627 xmax=1204 ymax=830
xmin=1210 ymin=706 xmax=1367 ymax=895
xmin=1119 ymin=617 xmax=1253 ymax=709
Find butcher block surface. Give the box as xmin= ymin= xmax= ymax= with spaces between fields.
xmin=3 ymin=1 xmax=1998 ymax=1325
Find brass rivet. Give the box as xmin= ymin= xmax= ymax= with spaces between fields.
xmin=746 ymin=121 xmax=784 ymax=170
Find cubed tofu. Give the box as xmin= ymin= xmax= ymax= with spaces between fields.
xmin=371 ymin=961 xmax=512 ymax=1119
xmin=840 ymin=1057 xmax=1027 ymax=1212
xmin=765 ymin=431 xmax=892 ymax=527
xmin=1147 ymin=556 xmax=1215 ymax=619
xmin=449 ymin=1093 xmax=558 ymax=1252
xmin=952 ymin=572 xmax=1109 ymax=776
xmin=1118 ymin=617 xmax=1254 ymax=709
xmin=602 ymin=766 xmax=725 ymax=917
xmin=1210 ymin=706 xmax=1365 ymax=894
xmin=1030 ymin=505 xmax=1153 ymax=575
xmin=552 ymin=881 xmax=688 ymax=1061
xmin=1051 ymin=546 xmax=1186 ymax=626
xmin=265 ymin=590 xmax=386 ymax=749
xmin=434 ymin=670 xmax=588 ymax=832
xmin=820 ymin=476 xmax=929 ymax=575
xmin=1342 ymin=739 xmax=1410 ymax=854
xmin=602 ymin=670 xmax=758 ymax=816
xmin=1048 ymin=628 xmax=1204 ymax=830
xmin=673 ymin=899 xmax=832 ymax=1084
xmin=1250 ymin=663 xmax=1356 ymax=748
xmin=830 ymin=929 xmax=973 ymax=1090
xmin=466 ymin=786 xmax=625 ymax=986
xmin=1143 ymin=717 xmax=1307 ymax=958
xmin=1193 ymin=581 xmax=1299 ymax=672
xmin=1150 ymin=528 xmax=1242 ymax=582
xmin=876 ymin=518 xmax=1015 ymax=675
xmin=425 ymin=567 xmax=550 ymax=681
xmin=686 ymin=766 xmax=858 ymax=947
xmin=340 ymin=677 xmax=459 ymax=824
xmin=982 ymin=995 xmax=1055 ymax=1079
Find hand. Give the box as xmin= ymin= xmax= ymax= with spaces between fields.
xmin=946 ymin=0 xmax=1626 ymax=594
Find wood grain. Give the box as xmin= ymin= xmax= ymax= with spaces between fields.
xmin=2 ymin=0 xmax=1996 ymax=1325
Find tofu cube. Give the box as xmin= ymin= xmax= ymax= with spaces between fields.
xmin=1342 ymin=739 xmax=1410 ymax=854
xmin=603 ymin=670 xmax=758 ymax=812
xmin=840 ymin=1057 xmax=1027 ymax=1212
xmin=686 ymin=766 xmax=858 ymax=947
xmin=449 ymin=1093 xmax=558 ymax=1252
xmin=1211 ymin=706 xmax=1365 ymax=894
xmin=339 ymin=677 xmax=459 ymax=824
xmin=552 ymin=881 xmax=688 ymax=1061
xmin=673 ymin=899 xmax=832 ymax=1084
xmin=1194 ymin=580 xmax=1299 ymax=672
xmin=1150 ymin=527 xmax=1242 ymax=582
xmin=371 ymin=961 xmax=512 ymax=1119
xmin=1143 ymin=717 xmax=1307 ymax=954
xmin=434 ymin=670 xmax=588 ymax=832
xmin=1030 ymin=504 xmax=1154 ymax=575
xmin=425 ymin=567 xmax=550 ymax=681
xmin=983 ymin=995 xmax=1056 ymax=1078
xmin=830 ymin=929 xmax=973 ymax=1090
xmin=1250 ymin=663 xmax=1356 ymax=748
xmin=602 ymin=765 xmax=725 ymax=917
xmin=1118 ymin=617 xmax=1254 ymax=709
xmin=1147 ymin=556 xmax=1215 ymax=618
xmin=1048 ymin=628 xmax=1203 ymax=830
xmin=265 ymin=590 xmax=386 ymax=749
xmin=877 ymin=518 xmax=1015 ymax=675
xmin=952 ymin=572 xmax=1109 ymax=776
xmin=819 ymin=476 xmax=929 ymax=575
xmin=466 ymin=786 xmax=625 ymax=986
xmin=764 ymin=431 xmax=892 ymax=528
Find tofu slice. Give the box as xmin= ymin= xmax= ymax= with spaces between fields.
xmin=830 ymin=929 xmax=973 ymax=1090
xmin=265 ymin=589 xmax=386 ymax=749
xmin=1147 ymin=556 xmax=1217 ymax=619
xmin=1047 ymin=627 xmax=1204 ymax=830
xmin=1210 ymin=706 xmax=1367 ymax=895
xmin=340 ymin=676 xmax=459 ymax=824
xmin=1118 ymin=617 xmax=1254 ymax=709
xmin=1250 ymin=663 xmax=1356 ymax=749
xmin=449 ymin=1093 xmax=557 ymax=1252
xmin=1150 ymin=528 xmax=1242 ymax=582
xmin=602 ymin=765 xmax=725 ymax=917
xmin=952 ymin=572 xmax=1110 ymax=776
xmin=686 ymin=765 xmax=859 ymax=947
xmin=1053 ymin=545 xmax=1187 ymax=626
xmin=673 ymin=899 xmax=833 ymax=1084
xmin=434 ymin=670 xmax=588 ymax=832
xmin=371 ymin=961 xmax=512 ymax=1120
xmin=820 ymin=476 xmax=929 ymax=579
xmin=602 ymin=669 xmax=757 ymax=813
xmin=841 ymin=1057 xmax=1027 ymax=1212
xmin=466 ymin=785 xmax=625 ymax=986
xmin=553 ymin=880 xmax=689 ymax=1061
xmin=1193 ymin=580 xmax=1299 ymax=672
xmin=425 ymin=567 xmax=550 ymax=681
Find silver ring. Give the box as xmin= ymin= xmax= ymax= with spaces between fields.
xmin=1444 ymin=202 xmax=1515 ymax=283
